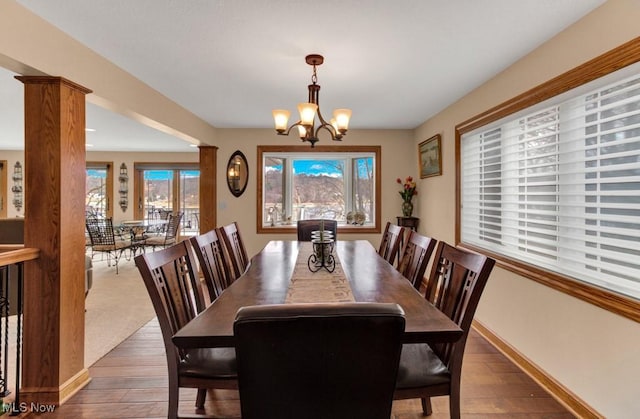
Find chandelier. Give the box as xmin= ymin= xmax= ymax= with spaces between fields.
xmin=272 ymin=54 xmax=352 ymax=147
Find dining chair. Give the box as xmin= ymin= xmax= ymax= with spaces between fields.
xmin=134 ymin=241 xmax=237 ymax=419
xmin=85 ymin=217 xmax=132 ymax=274
xmin=189 ymin=229 xmax=234 ymax=303
xmin=218 ymin=221 xmax=249 ymax=279
xmin=396 ymin=230 xmax=437 ymax=290
xmin=144 ymin=211 xmax=183 ymax=251
xmin=394 ymin=242 xmax=495 ymax=418
xmin=234 ymin=302 xmax=405 ymax=419
xmin=378 ymin=221 xmax=405 ymax=266
xmin=296 ymin=218 xmax=338 ymax=241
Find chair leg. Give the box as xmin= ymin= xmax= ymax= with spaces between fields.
xmin=195 ymin=388 xmax=206 ymax=409
xmin=114 ymin=252 xmax=119 ymax=274
xmin=168 ymin=377 xmax=179 ymax=419
xmin=421 ymin=397 xmax=433 ymax=416
xmin=449 ymin=383 xmax=461 ymax=419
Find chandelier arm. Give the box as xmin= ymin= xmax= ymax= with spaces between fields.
xmin=314 ymin=103 xmax=341 ymax=140
xmin=315 ymin=122 xmax=342 ymax=141
xmin=276 ymin=120 xmax=304 ymax=136
xmin=314 ymin=104 xmax=328 ymax=126
xmin=272 ymin=54 xmax=349 ymax=147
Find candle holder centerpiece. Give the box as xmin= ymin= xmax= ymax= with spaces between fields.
xmin=307 ymin=227 xmax=335 ymax=273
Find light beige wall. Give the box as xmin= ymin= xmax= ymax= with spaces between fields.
xmin=84 ymin=128 xmax=414 ymax=256
xmin=85 ymin=151 xmax=198 ymax=224
xmin=0 ymin=150 xmax=24 ymax=218
xmin=216 ymin=128 xmax=415 ymax=256
xmin=414 ymin=1 xmax=640 ymax=417
xmin=0 ymin=149 xmax=200 ymax=221
xmin=14 ymin=128 xmax=415 ymax=257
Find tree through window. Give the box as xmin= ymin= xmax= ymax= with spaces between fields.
xmin=258 ymin=146 xmax=380 ymax=233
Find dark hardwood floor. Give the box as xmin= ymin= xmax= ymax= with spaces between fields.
xmin=34 ymin=319 xmax=575 ymax=418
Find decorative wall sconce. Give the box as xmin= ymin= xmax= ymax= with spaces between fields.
xmin=11 ymin=161 xmax=23 ymax=212
xmin=226 ymin=150 xmax=248 ymax=197
xmin=118 ymin=163 xmax=128 ymax=212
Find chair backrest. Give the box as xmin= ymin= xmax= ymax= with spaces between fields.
xmin=219 ymin=221 xmax=249 ymax=279
xmin=296 ymin=219 xmax=338 ymax=241
xmin=85 ymin=217 xmax=117 ymax=247
xmin=190 ymin=229 xmax=233 ymax=302
xmin=134 ymin=242 xmax=205 ymax=370
xmin=164 ymin=212 xmax=183 ymax=241
xmin=396 ymin=230 xmax=437 ymax=290
xmin=378 ymin=222 xmax=405 ymax=265
xmin=424 ymin=242 xmax=495 ymax=379
xmin=158 ymin=208 xmax=171 ymax=220
xmin=234 ymin=302 xmax=405 ymax=419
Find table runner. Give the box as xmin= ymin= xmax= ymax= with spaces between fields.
xmin=285 ymin=242 xmax=355 ymax=303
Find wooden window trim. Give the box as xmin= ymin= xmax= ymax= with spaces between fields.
xmin=257 ymin=145 xmax=382 ymax=234
xmin=455 ymin=37 xmax=640 ymax=323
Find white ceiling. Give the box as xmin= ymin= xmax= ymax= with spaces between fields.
xmin=2 ymin=0 xmax=605 ymax=151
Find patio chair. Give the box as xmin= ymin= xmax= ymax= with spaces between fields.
xmin=85 ymin=217 xmax=132 ymax=274
xmin=144 ymin=211 xmax=183 ymax=251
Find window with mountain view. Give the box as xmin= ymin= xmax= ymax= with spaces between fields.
xmin=258 ymin=146 xmax=380 ymax=233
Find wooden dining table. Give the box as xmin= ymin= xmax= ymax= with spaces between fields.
xmin=172 ymin=240 xmax=462 ymax=349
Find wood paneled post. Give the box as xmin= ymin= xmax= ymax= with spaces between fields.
xmin=199 ymin=146 xmax=218 ymax=234
xmin=16 ymin=76 xmax=92 ymax=405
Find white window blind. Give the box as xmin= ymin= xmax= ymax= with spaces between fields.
xmin=461 ymin=66 xmax=640 ymax=300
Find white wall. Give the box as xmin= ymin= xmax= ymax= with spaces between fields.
xmin=413 ymin=1 xmax=640 ymax=417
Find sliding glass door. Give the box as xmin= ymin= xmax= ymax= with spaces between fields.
xmin=134 ymin=164 xmax=199 ymax=235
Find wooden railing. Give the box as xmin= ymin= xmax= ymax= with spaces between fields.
xmin=0 ymin=246 xmax=39 ymax=414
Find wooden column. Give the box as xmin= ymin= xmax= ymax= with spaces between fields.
xmin=198 ymin=146 xmax=218 ymax=234
xmin=16 ymin=76 xmax=92 ymax=405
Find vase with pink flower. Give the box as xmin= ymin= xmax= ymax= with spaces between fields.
xmin=397 ymin=176 xmax=417 ymax=217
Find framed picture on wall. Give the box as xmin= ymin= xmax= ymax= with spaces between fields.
xmin=418 ymin=134 xmax=442 ymax=178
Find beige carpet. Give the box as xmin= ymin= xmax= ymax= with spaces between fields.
xmin=84 ymin=254 xmax=156 ymax=366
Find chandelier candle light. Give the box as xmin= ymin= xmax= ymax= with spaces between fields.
xmin=397 ymin=176 xmax=417 ymax=217
xmin=272 ymin=54 xmax=352 ymax=147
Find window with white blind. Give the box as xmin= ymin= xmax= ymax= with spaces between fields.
xmin=461 ymin=63 xmax=640 ymax=301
